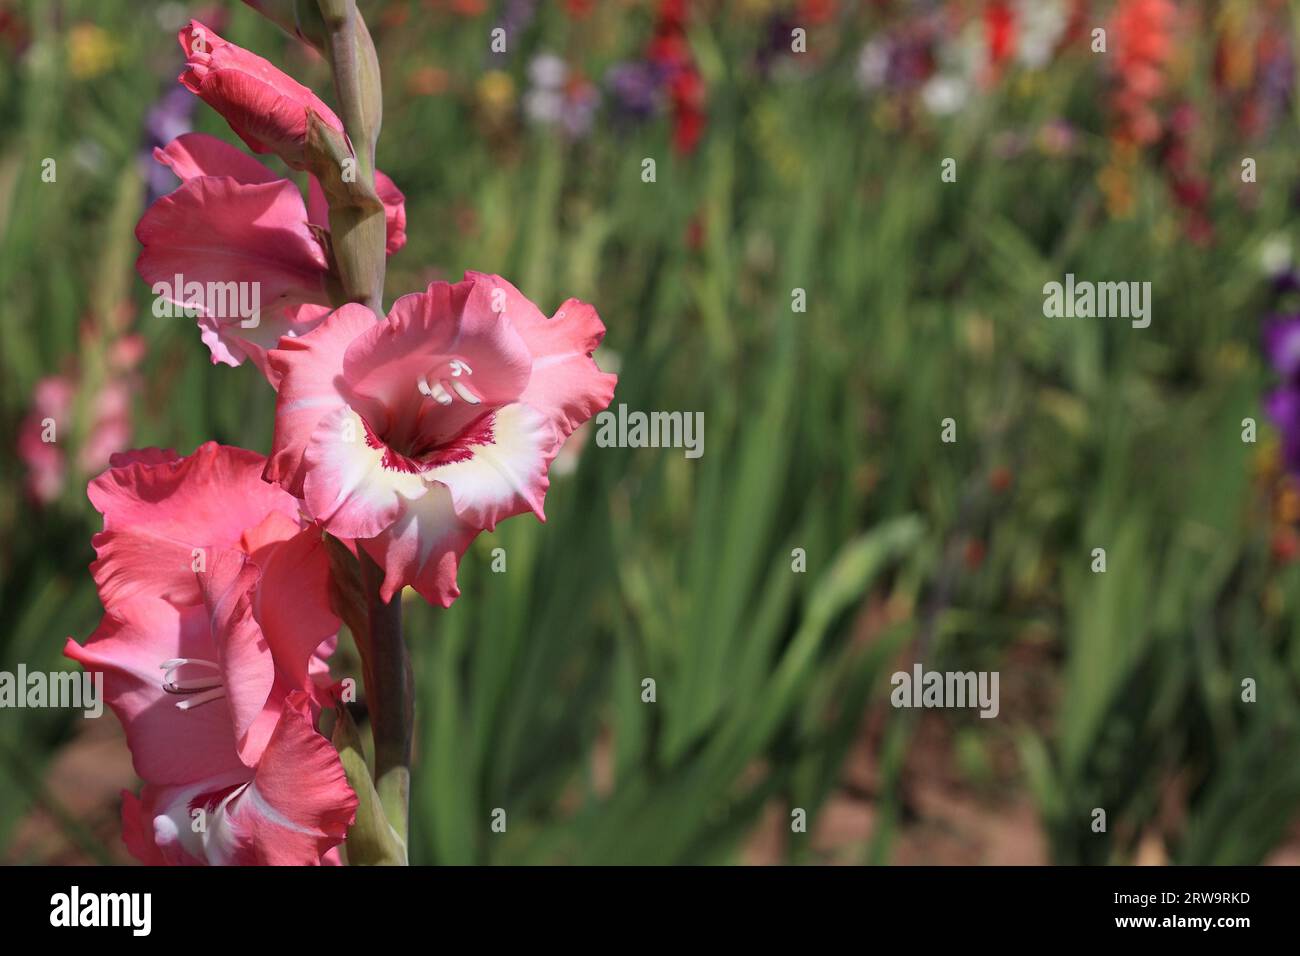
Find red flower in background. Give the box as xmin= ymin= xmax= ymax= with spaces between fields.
xmin=648 ymin=0 xmax=706 ymax=155
xmin=1160 ymin=103 xmax=1214 ymax=246
xmin=798 ymin=0 xmax=837 ymax=27
xmin=984 ymin=1 xmax=1017 ymax=75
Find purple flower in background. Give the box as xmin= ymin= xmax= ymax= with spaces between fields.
xmin=1261 ymin=281 xmax=1300 ymax=473
xmin=1266 ymin=385 xmax=1300 ymax=473
xmin=605 ymin=61 xmax=661 ymax=123
xmin=561 ymin=82 xmax=599 ymax=138
xmin=756 ymin=14 xmax=797 ymax=76
xmin=488 ymin=0 xmax=538 ymax=66
xmin=139 ymin=85 xmax=196 ymax=203
xmin=1264 ymin=314 xmax=1300 ymax=382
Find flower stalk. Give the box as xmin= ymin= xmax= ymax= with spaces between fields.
xmin=357 ymin=550 xmax=412 ymax=855
xmin=316 ymin=0 xmax=386 ymax=316
xmin=315 ymin=0 xmax=410 ymax=856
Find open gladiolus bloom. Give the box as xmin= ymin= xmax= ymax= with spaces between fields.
xmin=65 ymin=445 xmax=355 ymax=865
xmin=265 ymin=273 xmax=616 ymax=604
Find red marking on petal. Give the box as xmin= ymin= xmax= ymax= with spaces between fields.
xmin=361 ymin=412 xmax=497 ymax=474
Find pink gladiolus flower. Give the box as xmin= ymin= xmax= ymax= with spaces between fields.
xmin=65 ymin=443 xmax=354 ymax=865
xmin=17 ymin=334 xmax=145 ymax=504
xmin=265 ymin=273 xmax=617 ymax=605
xmin=118 ymin=692 xmax=353 ymax=866
xmin=68 ymin=595 xmax=355 ymax=865
xmin=178 ymin=19 xmax=342 ymax=169
xmin=137 ymin=132 xmax=406 ymax=375
xmin=85 ymin=443 xmax=339 ymax=656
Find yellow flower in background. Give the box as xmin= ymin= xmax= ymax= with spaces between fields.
xmin=67 ymin=23 xmax=117 ymax=80
xmin=1254 ymin=432 xmax=1281 ymax=483
xmin=476 ymin=70 xmax=516 ymax=119
xmin=1097 ymin=162 xmax=1135 ymax=219
xmin=1276 ymin=481 xmax=1300 ymax=525
xmin=1213 ymin=2 xmax=1256 ymax=93
xmin=1098 ymin=142 xmax=1139 ymax=220
xmin=734 ymin=0 xmax=778 ymax=19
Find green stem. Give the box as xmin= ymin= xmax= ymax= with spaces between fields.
xmin=357 ymin=550 xmax=412 ymax=852
xmin=317 ymin=0 xmax=386 ymax=316
xmin=315 ymin=0 xmax=408 ymax=857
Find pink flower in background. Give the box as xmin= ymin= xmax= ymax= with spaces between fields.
xmin=65 ymin=443 xmax=354 ymax=865
xmin=264 ymin=273 xmax=617 ymax=604
xmin=178 ymin=19 xmax=342 ymax=169
xmin=17 ymin=376 xmax=74 ymax=504
xmin=137 ymin=131 xmax=406 ymax=376
xmin=17 ymin=334 xmax=145 ymax=504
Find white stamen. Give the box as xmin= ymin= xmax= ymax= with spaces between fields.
xmin=160 ymin=658 xmax=219 ymax=671
xmin=163 ymin=677 xmax=224 ymax=692
xmin=160 ymin=658 xmax=225 ymax=710
xmin=175 ymin=687 xmax=227 ymax=710
xmin=451 ymin=380 xmax=481 ymax=404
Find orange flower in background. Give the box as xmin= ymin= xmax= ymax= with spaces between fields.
xmin=1109 ymin=0 xmax=1178 ymax=146
xmin=798 ymin=0 xmax=837 ymax=27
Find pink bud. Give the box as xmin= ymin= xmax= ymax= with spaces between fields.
xmin=178 ymin=20 xmax=343 ymax=169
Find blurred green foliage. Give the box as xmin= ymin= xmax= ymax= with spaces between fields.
xmin=1 ymin=0 xmax=1298 ymax=865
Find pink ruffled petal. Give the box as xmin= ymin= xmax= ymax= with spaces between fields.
xmin=64 ymin=600 xmax=244 ymax=787
xmin=196 ymin=549 xmax=276 ymax=765
xmin=120 ymin=697 xmax=353 ymax=866
xmin=228 ymin=302 xmax=334 ymax=384
xmin=108 ymin=446 xmax=179 ymax=469
xmin=135 ymin=175 xmax=329 ymax=368
xmin=266 ymin=303 xmax=378 ymax=497
xmin=89 ymin=442 xmax=302 ymax=609
xmin=359 ymin=484 xmax=479 ymax=605
xmin=248 ymin=524 xmax=341 ymax=689
xmin=154 ymin=131 xmax=279 ymax=185
xmin=213 ymin=691 xmax=357 ymax=865
xmin=512 ymin=296 xmax=618 ymax=438
xmin=375 ymin=170 xmax=407 ymax=254
xmin=424 ymin=401 xmax=559 ymax=529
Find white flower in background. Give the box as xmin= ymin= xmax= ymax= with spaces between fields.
xmin=1259 ymin=234 xmax=1293 ymax=276
xmin=922 ymin=22 xmax=981 ymax=117
xmin=855 ymin=38 xmax=890 ymax=92
xmin=524 ymin=53 xmax=568 ymax=126
xmin=528 ymin=52 xmax=567 ymax=89
xmin=922 ymin=75 xmax=967 ymax=115
xmin=1015 ymin=0 xmax=1068 ymax=70
xmin=523 ymin=51 xmax=598 ymax=138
